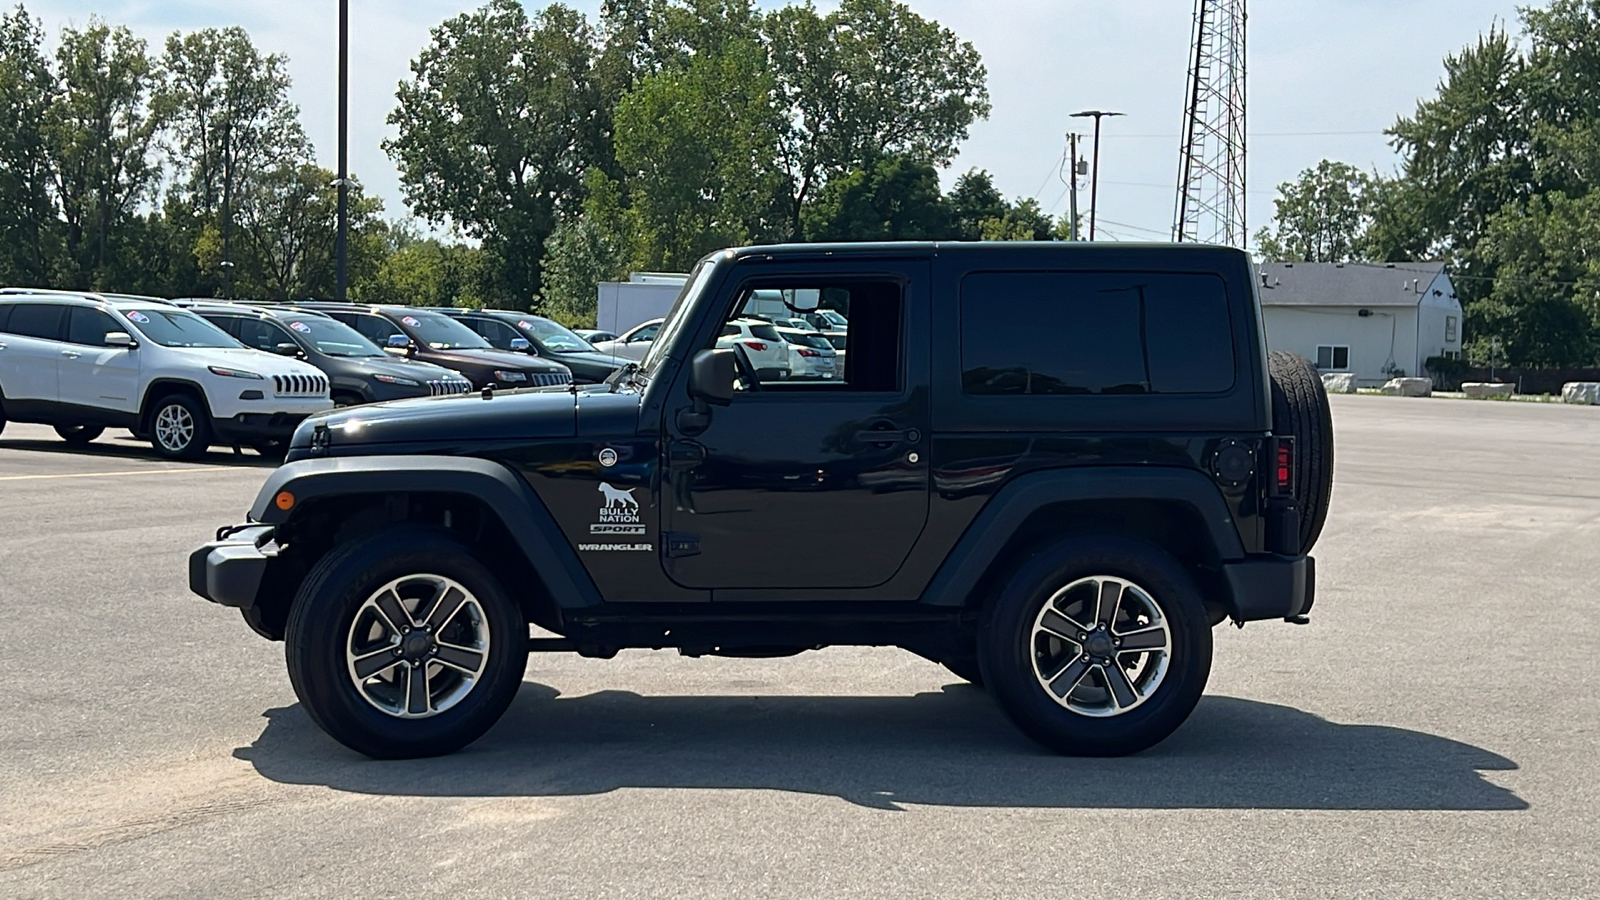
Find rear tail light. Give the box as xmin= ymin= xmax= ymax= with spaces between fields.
xmin=1274 ymin=437 xmax=1295 ymax=495
xmin=798 ymin=348 xmax=821 ymax=357
xmin=743 ymin=340 xmax=768 ymax=352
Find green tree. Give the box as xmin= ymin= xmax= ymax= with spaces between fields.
xmin=612 ymin=34 xmax=786 ymax=270
xmin=154 ymin=27 xmax=307 ymax=218
xmin=0 ymin=5 xmax=57 ymax=286
xmin=802 ymin=154 xmax=950 ymax=241
xmin=539 ymin=172 xmax=632 ymax=325
xmin=1254 ymin=160 xmax=1374 ymax=262
xmin=211 ymin=164 xmax=382 ymax=300
xmin=947 ymin=169 xmax=1006 ymax=240
xmin=1470 ymin=190 xmax=1600 ymax=366
xmin=354 ymin=226 xmax=493 ymax=308
xmin=47 ymin=19 xmax=160 ymax=289
xmin=763 ymin=0 xmax=990 ymax=236
xmin=386 ymin=0 xmax=603 ymax=304
xmin=978 ymin=197 xmax=1055 ymax=241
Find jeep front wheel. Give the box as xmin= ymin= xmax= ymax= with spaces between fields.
xmin=979 ymin=537 xmax=1211 ymax=756
xmin=285 ymin=528 xmax=526 ymax=759
xmin=149 ymin=394 xmax=211 ymax=460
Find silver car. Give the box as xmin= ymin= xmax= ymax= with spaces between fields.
xmin=776 ymin=326 xmax=838 ymax=380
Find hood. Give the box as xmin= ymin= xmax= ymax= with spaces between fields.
xmin=416 ymin=347 xmax=569 ymax=374
xmin=290 ymin=386 xmax=579 ymax=454
xmin=171 ymin=346 xmax=326 ymax=379
xmin=338 ymin=355 xmax=467 ymax=382
xmin=551 ymin=349 xmax=630 ymax=370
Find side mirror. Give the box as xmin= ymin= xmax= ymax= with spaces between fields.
xmin=273 ymin=342 xmax=301 ymax=357
xmin=689 ymin=348 xmax=736 ymax=407
xmin=104 ymin=331 xmax=135 ymax=348
xmin=509 ymin=337 xmax=532 ymax=352
xmin=386 ymin=334 xmax=410 ymax=349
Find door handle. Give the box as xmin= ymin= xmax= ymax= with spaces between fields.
xmin=855 ymin=427 xmax=921 ymax=445
xmin=61 ymin=350 xmax=81 ymax=359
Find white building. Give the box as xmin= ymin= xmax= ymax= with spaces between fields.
xmin=1257 ymin=261 xmax=1463 ymax=386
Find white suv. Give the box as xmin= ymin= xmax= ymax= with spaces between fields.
xmin=715 ymin=319 xmax=792 ymax=381
xmin=0 ymin=293 xmax=333 ymax=459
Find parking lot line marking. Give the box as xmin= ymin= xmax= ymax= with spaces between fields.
xmin=0 ymin=467 xmax=235 ymax=482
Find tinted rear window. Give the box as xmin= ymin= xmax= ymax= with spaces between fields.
xmin=960 ymin=272 xmax=1234 ymax=395
xmin=5 ymin=304 xmax=64 ymax=340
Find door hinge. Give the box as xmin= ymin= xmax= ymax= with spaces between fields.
xmin=664 ymin=532 xmax=701 ymax=558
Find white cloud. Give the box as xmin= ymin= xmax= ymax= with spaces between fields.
xmin=24 ymin=0 xmax=1521 ymax=243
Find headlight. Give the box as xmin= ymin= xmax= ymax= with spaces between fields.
xmin=373 ymin=374 xmax=421 ymax=386
xmin=208 ymin=366 xmax=263 ymax=379
xmin=493 ymin=370 xmax=528 ymax=382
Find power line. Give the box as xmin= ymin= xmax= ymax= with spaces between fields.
xmin=1116 ymin=130 xmax=1385 ymax=139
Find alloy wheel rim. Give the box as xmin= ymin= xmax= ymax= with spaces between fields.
xmin=345 ymin=574 xmax=491 ymax=719
xmin=1030 ymin=575 xmax=1173 ymax=718
xmin=154 ymin=404 xmax=194 ymax=451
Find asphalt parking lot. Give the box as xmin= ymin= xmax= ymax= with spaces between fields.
xmin=1 ymin=395 xmax=1597 ymax=898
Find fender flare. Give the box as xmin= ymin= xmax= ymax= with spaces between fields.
xmin=920 ymin=466 xmax=1246 ymax=607
xmin=252 ymin=455 xmax=602 ymax=608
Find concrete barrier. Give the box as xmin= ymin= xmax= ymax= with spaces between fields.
xmin=1562 ymin=382 xmax=1600 ymax=405
xmin=1321 ymin=372 xmax=1357 ymax=394
xmin=1462 ymin=382 xmax=1515 ymax=398
xmin=1380 ymin=377 xmax=1433 ymax=397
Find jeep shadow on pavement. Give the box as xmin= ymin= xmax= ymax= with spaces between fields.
xmin=192 ymin=242 xmax=1336 ymax=760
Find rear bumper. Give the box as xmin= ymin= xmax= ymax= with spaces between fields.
xmin=189 ymin=524 xmax=275 ymax=609
xmin=1222 ymin=554 xmax=1315 ymax=622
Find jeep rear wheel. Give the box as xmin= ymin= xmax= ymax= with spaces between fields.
xmin=54 ymin=424 xmax=104 ymax=445
xmin=1268 ymin=350 xmax=1335 ymax=553
xmin=285 ymin=528 xmax=527 ymax=759
xmin=980 ymin=537 xmax=1211 ymax=756
xmin=149 ymin=394 xmax=211 ymax=460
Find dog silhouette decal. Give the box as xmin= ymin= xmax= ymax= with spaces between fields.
xmin=598 ymin=483 xmax=639 ymax=509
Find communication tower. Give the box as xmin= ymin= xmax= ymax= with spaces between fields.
xmin=1173 ymin=0 xmax=1247 ymax=247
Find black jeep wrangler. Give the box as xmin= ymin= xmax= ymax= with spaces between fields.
xmin=190 ymin=242 xmax=1332 ymax=760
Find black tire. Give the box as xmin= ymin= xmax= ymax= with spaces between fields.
xmin=54 ymin=424 xmax=105 ymax=445
xmin=148 ymin=393 xmax=212 ymax=460
xmin=940 ymin=655 xmax=985 ymax=688
xmin=250 ymin=440 xmax=288 ymax=462
xmin=285 ymin=527 xmax=527 ymax=759
xmin=979 ymin=537 xmax=1212 ymax=756
xmin=1268 ymin=350 xmax=1335 ymax=553
xmin=331 ymin=391 xmax=364 ymax=408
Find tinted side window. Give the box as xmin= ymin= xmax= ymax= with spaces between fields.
xmin=347 ymin=313 xmax=401 ymax=345
xmin=237 ymin=319 xmax=295 ymax=352
xmin=473 ymin=318 xmax=519 ymax=348
xmin=67 ymin=307 xmax=124 ymax=345
xmin=6 ymin=304 xmax=65 ymax=340
xmin=0 ymin=303 xmax=11 ymax=332
xmin=960 ymin=272 xmax=1234 ymax=395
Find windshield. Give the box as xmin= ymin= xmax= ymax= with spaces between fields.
xmin=821 ymin=310 xmax=848 ymax=327
xmin=784 ymin=332 xmax=833 ymax=350
xmin=641 ymin=259 xmax=716 ymax=375
xmin=513 ymin=316 xmax=595 ymax=353
xmin=282 ymin=316 xmax=386 ymax=358
xmin=121 ymin=308 xmax=240 ymax=349
xmin=395 ymin=311 xmax=491 ymax=350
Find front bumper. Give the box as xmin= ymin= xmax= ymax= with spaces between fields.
xmin=1222 ymin=554 xmax=1315 ymax=622
xmin=213 ymin=412 xmax=312 ymax=442
xmin=189 ymin=524 xmax=276 ymax=609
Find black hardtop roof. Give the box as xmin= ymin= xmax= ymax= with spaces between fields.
xmin=723 ymin=240 xmax=1252 ymax=264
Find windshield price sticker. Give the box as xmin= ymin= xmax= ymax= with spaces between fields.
xmin=289 ymin=321 xmax=312 ymax=333
xmin=401 ymin=316 xmax=421 ymax=327
xmin=125 ymin=311 xmax=150 ymax=324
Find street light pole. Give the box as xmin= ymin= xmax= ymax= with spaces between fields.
xmin=1069 ymin=109 xmax=1124 ymax=241
xmin=335 ymin=0 xmax=349 ymax=302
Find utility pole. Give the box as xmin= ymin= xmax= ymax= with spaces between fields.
xmin=1070 ymin=110 xmax=1124 ymax=241
xmin=1066 ymin=133 xmax=1081 ymax=241
xmin=335 ymin=0 xmax=349 ymax=302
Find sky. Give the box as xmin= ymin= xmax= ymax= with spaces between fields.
xmin=24 ymin=0 xmax=1526 ymax=246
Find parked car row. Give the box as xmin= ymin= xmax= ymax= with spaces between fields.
xmin=0 ymin=291 xmax=644 ymax=460
xmin=589 ymin=309 xmax=848 ymax=381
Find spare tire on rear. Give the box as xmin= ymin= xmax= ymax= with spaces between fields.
xmin=1267 ymin=350 xmax=1334 ymax=554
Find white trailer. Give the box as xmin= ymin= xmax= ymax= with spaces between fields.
xmin=595 ymin=273 xmax=688 ymax=336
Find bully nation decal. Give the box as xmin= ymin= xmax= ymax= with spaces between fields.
xmin=591 ymin=483 xmax=645 ymax=535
